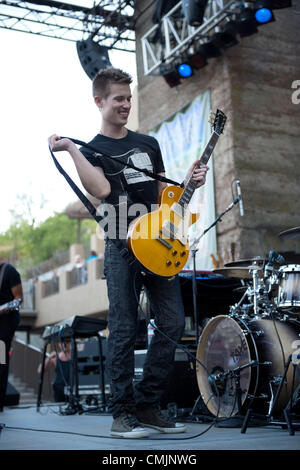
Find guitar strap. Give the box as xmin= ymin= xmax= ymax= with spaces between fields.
xmin=61 ymin=137 xmax=184 ymax=188
xmin=49 ymin=143 xmax=151 ymax=270
xmin=0 ymin=263 xmax=7 ymax=294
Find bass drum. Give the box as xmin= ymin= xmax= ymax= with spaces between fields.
xmin=196 ymin=315 xmax=300 ymax=418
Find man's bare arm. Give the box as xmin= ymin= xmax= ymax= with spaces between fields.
xmin=48 ymin=134 xmax=111 ymax=200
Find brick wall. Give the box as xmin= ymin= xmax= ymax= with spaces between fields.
xmin=134 ymin=2 xmax=300 ymax=264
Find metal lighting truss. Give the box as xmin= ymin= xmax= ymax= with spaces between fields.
xmin=0 ymin=0 xmax=136 ymax=51
xmin=141 ymin=0 xmax=238 ymax=75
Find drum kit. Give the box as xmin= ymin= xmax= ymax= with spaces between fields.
xmin=195 ymin=226 xmax=300 ymax=430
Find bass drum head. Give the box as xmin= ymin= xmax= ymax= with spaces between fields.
xmin=196 ymin=314 xmax=300 ymax=418
xmin=196 ymin=315 xmax=252 ymax=418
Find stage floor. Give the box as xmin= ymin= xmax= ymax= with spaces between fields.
xmin=0 ymin=402 xmax=299 ymax=456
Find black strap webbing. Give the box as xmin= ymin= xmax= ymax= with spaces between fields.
xmin=61 ymin=136 xmax=183 ymax=188
xmin=49 ymin=144 xmax=140 ymax=268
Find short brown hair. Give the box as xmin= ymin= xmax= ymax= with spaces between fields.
xmin=92 ymin=67 xmax=133 ymax=98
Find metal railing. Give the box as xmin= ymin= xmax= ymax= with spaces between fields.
xmin=43 ymin=276 xmax=60 ymax=297
xmin=68 ymin=266 xmax=88 ymax=288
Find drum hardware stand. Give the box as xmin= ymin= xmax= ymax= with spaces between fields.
xmin=250 ymin=266 xmax=261 ymax=317
xmin=188 ymin=197 xmax=245 ymax=422
xmin=241 ymin=354 xmax=300 ymax=435
xmin=212 ymin=360 xmax=259 ymax=428
xmin=190 ymin=196 xmax=241 ymax=344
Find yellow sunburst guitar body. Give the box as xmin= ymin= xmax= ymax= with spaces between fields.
xmin=127 ymin=110 xmax=227 ymax=277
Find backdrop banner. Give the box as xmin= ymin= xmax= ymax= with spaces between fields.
xmin=150 ymin=89 xmax=217 ymax=271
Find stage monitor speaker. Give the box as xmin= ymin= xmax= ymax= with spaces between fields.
xmin=76 ymin=37 xmax=112 ymax=80
xmin=4 ymin=382 xmax=20 ymax=406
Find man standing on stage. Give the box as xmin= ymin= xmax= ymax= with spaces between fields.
xmin=48 ymin=67 xmax=208 ymax=438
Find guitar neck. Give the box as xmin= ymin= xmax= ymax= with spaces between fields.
xmin=179 ymin=131 xmax=220 ymax=206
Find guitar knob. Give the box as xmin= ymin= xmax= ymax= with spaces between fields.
xmin=172 ymin=250 xmax=178 ymax=256
xmin=166 ymin=260 xmax=172 ymax=266
xmin=180 ymin=251 xmax=186 ymax=257
xmin=175 ymin=261 xmax=181 ymax=267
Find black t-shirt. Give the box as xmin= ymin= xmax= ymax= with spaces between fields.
xmin=0 ymin=263 xmax=21 ymax=305
xmin=80 ymin=130 xmax=165 ymax=239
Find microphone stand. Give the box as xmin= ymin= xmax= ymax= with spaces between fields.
xmin=190 ymin=197 xmax=241 ymax=345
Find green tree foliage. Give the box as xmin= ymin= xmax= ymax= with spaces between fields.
xmin=0 ymin=211 xmax=96 ymax=277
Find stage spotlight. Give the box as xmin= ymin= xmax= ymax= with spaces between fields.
xmin=161 ymin=59 xmax=195 ymax=88
xmin=254 ymin=0 xmax=275 ymax=24
xmin=209 ymin=25 xmax=239 ymax=51
xmin=161 ymin=68 xmax=181 ymax=88
xmin=76 ymin=37 xmax=111 ymax=80
xmin=182 ymin=0 xmax=209 ymax=26
xmin=236 ymin=7 xmax=258 ymax=37
xmin=219 ymin=21 xmax=240 ymax=48
xmin=177 ymin=63 xmax=193 ymax=78
xmin=187 ymin=52 xmax=208 ymax=70
xmin=197 ymin=40 xmax=222 ymax=59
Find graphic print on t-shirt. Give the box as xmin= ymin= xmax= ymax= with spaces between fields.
xmin=94 ymin=147 xmax=153 ymax=183
xmin=122 ymin=150 xmax=153 ymax=185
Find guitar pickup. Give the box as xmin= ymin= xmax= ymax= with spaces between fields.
xmin=156 ymin=236 xmax=172 ymax=250
xmin=160 ymin=227 xmax=175 ymax=240
xmin=161 ymin=221 xmax=187 ymax=246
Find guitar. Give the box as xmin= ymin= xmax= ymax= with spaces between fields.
xmin=0 ymin=299 xmax=22 ymax=314
xmin=127 ymin=109 xmax=227 ymax=277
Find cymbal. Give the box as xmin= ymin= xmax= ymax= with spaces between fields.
xmin=213 ymin=267 xmax=263 ymax=279
xmin=224 ymin=257 xmax=265 ymax=268
xmin=233 ymin=286 xmax=248 ymax=293
xmin=278 ymin=226 xmax=300 ymax=240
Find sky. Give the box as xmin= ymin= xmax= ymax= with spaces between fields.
xmin=0 ymin=25 xmax=137 ymax=233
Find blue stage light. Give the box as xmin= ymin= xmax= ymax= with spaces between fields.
xmin=178 ymin=63 xmax=193 ymax=78
xmin=255 ymin=7 xmax=272 ymax=22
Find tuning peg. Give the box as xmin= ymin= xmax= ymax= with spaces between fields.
xmin=208 ymin=113 xmax=216 ymax=126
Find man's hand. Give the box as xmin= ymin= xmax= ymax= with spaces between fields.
xmin=184 ymin=161 xmax=209 ymax=188
xmin=48 ymin=134 xmax=75 ymax=152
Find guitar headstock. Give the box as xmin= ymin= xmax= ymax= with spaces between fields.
xmin=210 ymin=109 xmax=227 ymax=136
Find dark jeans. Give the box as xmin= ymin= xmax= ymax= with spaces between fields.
xmin=0 ymin=310 xmax=20 ymax=408
xmin=104 ymin=239 xmax=185 ymax=418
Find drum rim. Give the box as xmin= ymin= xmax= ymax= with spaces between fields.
xmin=196 ymin=315 xmax=260 ymax=418
xmin=197 ymin=315 xmax=300 ymax=418
xmin=278 ymin=264 xmax=300 ymax=271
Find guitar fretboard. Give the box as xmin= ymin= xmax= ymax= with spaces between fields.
xmin=178 ymin=131 xmax=219 ymax=207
